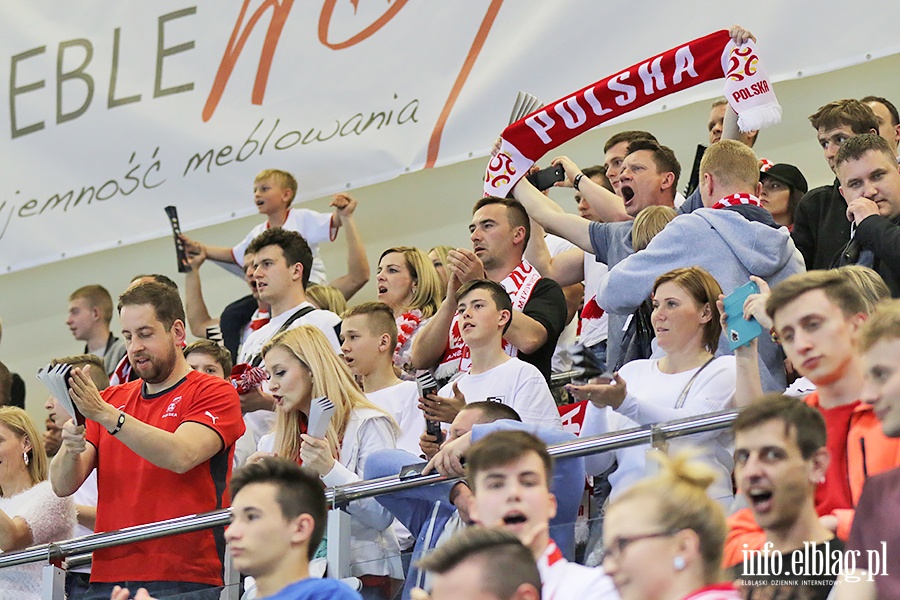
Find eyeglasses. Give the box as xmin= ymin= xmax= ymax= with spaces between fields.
xmin=598 ymin=530 xmax=679 ymax=564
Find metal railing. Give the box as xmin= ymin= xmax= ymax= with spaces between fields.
xmin=0 ymin=408 xmax=739 ymax=598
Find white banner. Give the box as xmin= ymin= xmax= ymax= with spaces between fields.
xmin=1 ymin=0 xmax=898 ymax=273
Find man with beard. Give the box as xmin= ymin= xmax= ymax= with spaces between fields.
xmin=50 ymin=281 xmax=245 ymax=600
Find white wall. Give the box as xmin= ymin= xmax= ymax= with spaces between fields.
xmin=2 ymin=53 xmax=899 ymax=423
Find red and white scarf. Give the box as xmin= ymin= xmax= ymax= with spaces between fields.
xmin=710 ymin=192 xmax=762 ymax=210
xmin=395 ymin=309 xmax=423 ymax=354
xmin=436 ymin=260 xmax=541 ymax=380
xmin=485 ymin=30 xmax=780 ymax=198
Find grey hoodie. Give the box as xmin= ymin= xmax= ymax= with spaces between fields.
xmin=598 ymin=206 xmax=806 ymax=392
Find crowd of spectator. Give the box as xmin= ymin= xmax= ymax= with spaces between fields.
xmin=4 ymin=25 xmax=900 ymax=600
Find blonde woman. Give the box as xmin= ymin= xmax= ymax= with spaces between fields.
xmin=253 ymin=325 xmax=402 ymax=593
xmin=427 ymin=245 xmax=454 ymax=294
xmin=376 ymin=246 xmax=443 ymax=376
xmin=602 ymin=452 xmax=739 ymax=599
xmin=0 ymin=407 xmax=75 ymax=599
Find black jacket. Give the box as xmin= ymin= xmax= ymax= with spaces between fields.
xmin=791 ymin=179 xmax=852 ymax=270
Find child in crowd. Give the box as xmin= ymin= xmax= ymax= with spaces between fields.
xmin=419 ymin=280 xmax=561 ymax=429
xmin=181 ymin=169 xmax=340 ymax=285
xmin=183 ymin=339 xmax=233 ymax=379
xmin=341 ymin=302 xmax=425 ymax=455
xmin=418 ymin=430 xmax=617 ymax=599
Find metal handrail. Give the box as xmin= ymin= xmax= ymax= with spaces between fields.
xmin=0 ymin=408 xmax=738 ymax=570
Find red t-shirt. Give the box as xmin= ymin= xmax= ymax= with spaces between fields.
xmin=85 ymin=370 xmax=244 ymax=585
xmin=814 ymin=401 xmax=859 ymax=516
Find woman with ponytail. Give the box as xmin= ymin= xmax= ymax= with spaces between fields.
xmin=601 ymin=451 xmax=740 ymax=600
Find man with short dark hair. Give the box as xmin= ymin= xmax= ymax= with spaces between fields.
xmin=225 ymin=458 xmax=362 ymax=599
xmin=413 ymin=527 xmax=540 ymax=600
xmin=599 ymin=140 xmax=805 ymax=391
xmin=51 ymin=281 xmax=245 ymax=600
xmin=836 ymin=133 xmax=900 ymax=296
xmin=729 ymin=395 xmax=842 ymax=599
xmin=411 ymin=197 xmax=566 ymax=383
xmin=234 ymin=228 xmax=342 ymax=467
xmin=67 ymin=285 xmax=127 ymax=375
xmin=792 ymin=99 xmax=880 ymax=270
xmin=513 ymin=139 xmax=681 ymax=370
xmin=862 ymin=95 xmax=900 ymax=155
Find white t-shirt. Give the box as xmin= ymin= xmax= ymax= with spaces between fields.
xmin=439 ymin=357 xmax=562 ymax=429
xmin=231 ymin=209 xmax=335 ymax=285
xmin=580 ymin=254 xmax=609 ymax=348
xmin=580 ymin=356 xmax=736 ymax=504
xmin=366 ymin=381 xmax=425 ymax=455
xmin=238 ymin=302 xmax=341 ymax=364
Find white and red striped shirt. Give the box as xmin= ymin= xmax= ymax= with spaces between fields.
xmin=537 ymin=541 xmax=619 ymax=600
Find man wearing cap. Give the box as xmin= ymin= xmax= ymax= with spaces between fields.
xmin=759 ymin=163 xmax=808 ymax=229
xmin=836 ymin=133 xmax=900 ymax=296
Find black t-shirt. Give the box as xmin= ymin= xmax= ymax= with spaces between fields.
xmin=729 ymin=538 xmax=844 ymax=600
xmin=517 ymin=277 xmax=567 ymax=382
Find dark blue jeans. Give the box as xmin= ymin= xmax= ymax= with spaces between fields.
xmin=83 ymin=581 xmax=222 ymax=600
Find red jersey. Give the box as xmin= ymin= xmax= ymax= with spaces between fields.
xmin=85 ymin=370 xmax=244 ymax=585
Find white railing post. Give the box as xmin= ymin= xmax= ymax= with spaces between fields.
xmin=326 ymin=508 xmax=351 ymax=579
xmin=41 ymin=564 xmax=66 ymax=600
xmin=219 ymin=545 xmax=240 ymax=600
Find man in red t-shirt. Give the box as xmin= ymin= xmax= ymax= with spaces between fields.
xmin=50 ymin=281 xmax=245 ymax=600
xmin=835 ymin=300 xmax=900 ymax=599
xmin=724 ymin=271 xmax=900 ymax=566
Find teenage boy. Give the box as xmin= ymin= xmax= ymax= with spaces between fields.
xmin=411 ymin=197 xmax=567 ymax=383
xmin=426 ymin=430 xmax=617 ymax=598
xmin=366 ymin=403 xmax=577 ymax=598
xmin=730 ymin=395 xmax=842 ymax=599
xmin=412 ymin=527 xmax=541 ymax=600
xmin=181 ymin=169 xmax=339 ymax=285
xmin=835 ymin=300 xmax=900 ymax=599
xmin=111 ymin=457 xmax=362 ymax=600
xmin=724 ymin=271 xmax=900 ymax=563
xmin=67 ymin=285 xmax=127 ymax=375
xmin=419 ymin=280 xmax=561 ymax=429
xmin=341 ymin=302 xmax=424 ymax=455
xmin=184 ymin=339 xmax=233 ymax=380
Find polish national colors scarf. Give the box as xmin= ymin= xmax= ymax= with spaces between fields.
xmin=484 ymin=30 xmax=781 ymax=198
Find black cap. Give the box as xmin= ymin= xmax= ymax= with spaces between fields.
xmin=760 ymin=163 xmax=808 ymax=194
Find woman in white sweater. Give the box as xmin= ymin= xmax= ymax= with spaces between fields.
xmin=251 ymin=325 xmax=402 ymax=595
xmin=570 ymin=267 xmax=736 ymax=505
xmin=0 ymin=407 xmax=75 ymax=599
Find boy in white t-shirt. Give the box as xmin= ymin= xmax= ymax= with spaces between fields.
xmin=341 ymin=302 xmax=425 ymax=455
xmin=181 ymin=169 xmax=339 ymax=285
xmin=420 ymin=280 xmax=561 ymax=429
